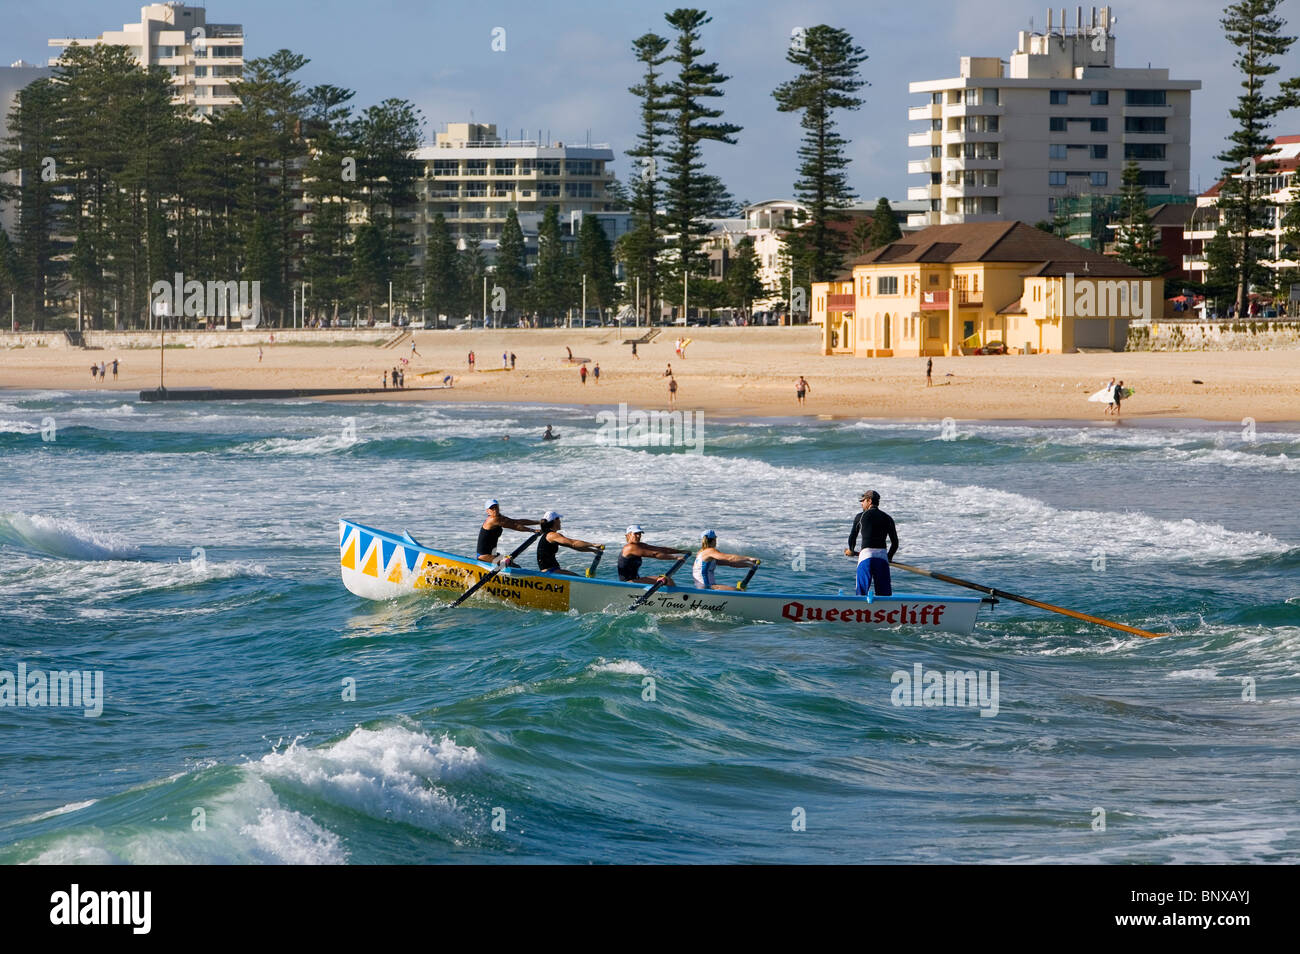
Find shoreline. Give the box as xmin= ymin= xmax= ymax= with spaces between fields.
xmin=3 ymin=327 xmax=1299 ymax=422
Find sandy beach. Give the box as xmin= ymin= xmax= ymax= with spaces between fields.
xmin=3 ymin=327 xmax=1298 ymax=421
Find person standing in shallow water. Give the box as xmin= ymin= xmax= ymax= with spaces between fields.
xmin=796 ymin=375 xmax=810 ymax=406
xmin=926 ymin=358 xmax=933 ymax=387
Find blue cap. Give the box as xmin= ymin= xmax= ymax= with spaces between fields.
xmin=701 ymin=529 xmax=717 ymax=539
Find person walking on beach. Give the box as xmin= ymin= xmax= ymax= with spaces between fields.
xmin=258 ymin=346 xmax=263 ymax=363
xmin=411 ymin=340 xmax=420 ymax=358
xmin=90 ymin=363 xmax=98 ymax=381
xmin=566 ymin=346 xmax=574 ymax=362
xmin=383 ymin=370 xmax=388 ymax=389
xmin=468 ymin=351 xmax=475 ymax=370
xmin=796 ymin=376 xmax=810 ymax=406
xmin=592 ymin=363 xmax=600 ymax=384
xmin=926 ymin=358 xmax=933 ymax=387
xmin=668 ymin=374 xmax=678 ymax=407
xmin=845 ymin=490 xmax=898 ymax=597
xmin=99 ymin=360 xmax=107 ymax=380
xmin=1102 ymin=377 xmax=1116 ymax=416
xmin=510 ymin=352 xmax=516 ymax=370
xmin=502 ymin=351 xmax=508 ymax=370
xmin=112 ymin=359 xmax=119 ymax=380
xmin=631 ymin=341 xmax=638 ymax=359
xmin=1113 ymin=380 xmax=1125 ymax=417
xmin=580 ymin=364 xmax=588 ymax=385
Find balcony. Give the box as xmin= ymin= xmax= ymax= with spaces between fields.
xmin=908 ymin=157 xmax=941 ymax=174
xmin=908 ymin=184 xmax=941 ymax=201
xmin=957 ymin=290 xmax=983 ymax=307
xmin=908 ymin=130 xmax=942 ymax=148
xmin=826 ymin=293 xmax=855 ymax=310
xmin=908 ymin=104 xmax=942 ymax=121
xmin=920 ymin=290 xmax=949 ymax=310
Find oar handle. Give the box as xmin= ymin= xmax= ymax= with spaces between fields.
xmin=586 ymin=545 xmax=605 ymax=578
xmin=737 ymin=559 xmax=760 ymax=591
xmin=891 ymin=560 xmax=1164 ymax=639
xmin=628 ymin=551 xmax=691 ymax=611
xmin=446 ymin=530 xmax=542 ymax=609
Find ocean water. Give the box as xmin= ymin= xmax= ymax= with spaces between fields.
xmin=1 ymin=391 xmax=1298 ymax=864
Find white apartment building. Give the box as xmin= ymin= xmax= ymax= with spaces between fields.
xmin=1183 ymin=135 xmax=1300 ymax=292
xmin=410 ymin=123 xmax=619 ymax=263
xmin=0 ymin=61 xmax=53 ymax=239
xmin=49 ymin=3 xmax=244 ymax=117
xmin=907 ymin=6 xmax=1199 ymax=228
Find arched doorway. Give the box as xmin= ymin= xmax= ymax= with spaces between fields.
xmin=883 ymin=313 xmax=891 ymax=350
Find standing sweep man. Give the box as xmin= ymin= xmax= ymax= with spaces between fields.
xmin=845 ymin=490 xmax=899 ymax=596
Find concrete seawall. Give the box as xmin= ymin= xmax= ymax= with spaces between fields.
xmin=1127 ymin=320 xmax=1300 ymax=352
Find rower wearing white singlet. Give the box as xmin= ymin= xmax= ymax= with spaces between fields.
xmin=692 ymin=530 xmax=759 ymax=591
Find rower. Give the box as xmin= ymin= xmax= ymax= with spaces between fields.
xmin=618 ymin=525 xmax=688 ymax=585
xmin=537 ymin=511 xmax=603 ymax=575
xmin=477 ymin=499 xmax=541 ymax=566
xmin=693 ymin=530 xmax=759 ymax=590
xmin=845 ymin=490 xmax=898 ymax=596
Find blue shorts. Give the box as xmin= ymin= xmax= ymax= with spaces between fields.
xmin=856 ymin=557 xmax=892 ymax=597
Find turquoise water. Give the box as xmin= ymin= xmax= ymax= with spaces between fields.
xmin=1 ymin=392 xmax=1298 ymax=863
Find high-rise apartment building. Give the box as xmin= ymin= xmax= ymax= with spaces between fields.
xmin=0 ymin=61 xmax=53 ymax=239
xmin=410 ymin=123 xmax=618 ymax=261
xmin=49 ymin=3 xmax=244 ymax=117
xmin=907 ymin=6 xmax=1199 ymax=228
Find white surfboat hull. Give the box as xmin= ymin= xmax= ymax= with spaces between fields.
xmin=338 ymin=520 xmax=984 ymax=635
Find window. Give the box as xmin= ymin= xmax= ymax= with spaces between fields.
xmin=1091 ymin=144 xmax=1108 ymax=160
xmin=1090 ymin=90 xmax=1109 ymax=105
xmin=1050 ymin=117 xmax=1067 ymax=132
xmin=964 ymin=88 xmax=979 ymax=105
xmin=878 ymin=276 xmax=898 ymax=295
xmin=984 ymin=88 xmax=999 ymax=106
xmin=1125 ymin=143 xmax=1167 ymax=160
xmin=432 ymin=160 xmax=458 ymax=177
xmin=1125 ymin=89 xmax=1167 ymax=106
xmin=564 ymin=182 xmax=594 ymax=197
xmin=933 ymin=118 xmax=944 ymax=130
xmin=1049 ymin=171 xmax=1068 ymax=186
xmin=931 ymin=92 xmax=942 ymax=104
xmin=536 ymin=159 xmax=561 ymax=175
xmin=538 ymin=182 xmax=560 ymax=197
xmin=1090 ymin=172 xmax=1108 ymax=187
xmin=930 ymin=172 xmax=941 ymax=184
xmin=465 ymin=159 xmax=488 ymax=176
xmin=1049 ymin=144 xmax=1068 ymax=160
xmin=1090 ymin=118 xmax=1108 ymax=132
xmin=494 ymin=159 xmax=516 ymax=174
xmin=1050 ymin=90 xmax=1070 ymax=105
xmin=566 ymin=159 xmax=595 ymax=175
xmin=1125 ymin=116 xmax=1166 ymax=133
xmin=1137 ymin=171 xmax=1168 ymax=188
xmin=194 ymin=65 xmax=207 ymax=77
xmin=930 ymin=146 xmax=941 ymax=158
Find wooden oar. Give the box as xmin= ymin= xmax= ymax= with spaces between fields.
xmin=445 ymin=531 xmax=542 ymax=610
xmin=736 ymin=559 xmax=761 ymax=591
xmin=891 ymin=561 xmax=1165 ymax=639
xmin=585 ymin=545 xmax=605 ymax=578
xmin=628 ymin=551 xmax=691 ymax=612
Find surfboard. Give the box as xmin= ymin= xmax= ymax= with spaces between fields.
xmin=1088 ymin=385 xmax=1134 ymax=403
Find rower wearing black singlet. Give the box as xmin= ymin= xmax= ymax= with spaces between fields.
xmin=536 ymin=511 xmax=602 ymax=575
xmin=477 ymin=499 xmax=541 ymax=565
xmin=618 ymin=525 xmax=688 ymax=585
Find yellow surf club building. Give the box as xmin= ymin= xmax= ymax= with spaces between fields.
xmin=813 ymin=221 xmax=1163 ymax=357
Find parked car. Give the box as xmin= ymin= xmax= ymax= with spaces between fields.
xmin=409 ymin=319 xmax=427 ymax=329
xmin=974 ymin=341 xmax=1008 ymax=355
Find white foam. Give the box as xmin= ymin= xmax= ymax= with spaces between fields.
xmin=251 ymin=725 xmax=480 ymax=831
xmin=588 ymin=658 xmax=651 ymax=676
xmin=0 ymin=512 xmax=138 ymax=560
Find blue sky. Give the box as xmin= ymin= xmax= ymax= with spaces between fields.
xmin=6 ymin=0 xmax=1298 ymax=204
